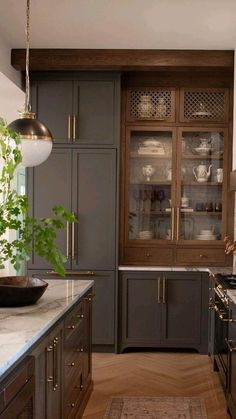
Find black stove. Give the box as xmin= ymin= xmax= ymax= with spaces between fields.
xmin=216 ymin=274 xmax=236 ymax=290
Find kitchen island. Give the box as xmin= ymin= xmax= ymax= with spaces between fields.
xmin=0 ymin=278 xmax=94 ymax=419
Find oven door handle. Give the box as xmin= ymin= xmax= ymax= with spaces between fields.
xmin=214 ymin=287 xmax=228 ymax=303
xmin=225 ymin=338 xmax=236 ymax=352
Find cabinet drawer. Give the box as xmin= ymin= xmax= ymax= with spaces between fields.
xmin=124 ymin=247 xmax=173 ymax=265
xmin=176 ymin=248 xmax=226 ymax=265
xmin=65 ymin=301 xmax=84 ymax=340
xmin=64 ymin=371 xmax=84 ymax=419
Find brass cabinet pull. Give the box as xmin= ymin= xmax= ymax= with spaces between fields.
xmin=66 ymin=221 xmax=69 ymax=258
xmin=71 ymin=222 xmax=75 ymax=260
xmin=67 ymin=403 xmax=76 ymax=408
xmin=72 ymin=114 xmax=76 ymax=141
xmin=171 ymin=207 xmax=175 ymax=240
xmin=46 ymin=270 xmax=95 ymax=276
xmin=157 ymin=278 xmax=161 ymax=304
xmin=47 ymin=376 xmax=53 ymax=383
xmin=162 ymin=277 xmax=166 ymax=304
xmin=68 ymin=114 xmax=72 ymax=140
xmin=76 ymin=313 xmax=84 ymax=319
xmin=176 ymin=207 xmax=180 ymax=240
xmin=67 ymin=324 xmax=75 ymax=330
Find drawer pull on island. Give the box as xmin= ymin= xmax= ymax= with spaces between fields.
xmin=67 ymin=325 xmax=75 ymax=330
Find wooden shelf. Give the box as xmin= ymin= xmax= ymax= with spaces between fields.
xmin=130 ymin=181 xmax=172 ymax=185
xmin=182 ymin=154 xmax=223 ymax=160
xmin=182 ymin=182 xmax=223 ymax=186
xmin=130 ymin=152 xmax=172 ymax=159
xmin=130 ymin=210 xmax=171 ymax=215
xmin=180 ymin=210 xmax=222 ymax=216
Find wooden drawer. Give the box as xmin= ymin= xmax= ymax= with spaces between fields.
xmin=176 ymin=247 xmax=226 ymax=265
xmin=65 ymin=333 xmax=84 ymax=390
xmin=0 ymin=356 xmax=34 ymax=414
xmin=65 ymin=301 xmax=84 ymax=340
xmin=124 ymin=247 xmax=173 ymax=265
xmin=64 ymin=371 xmax=84 ymax=419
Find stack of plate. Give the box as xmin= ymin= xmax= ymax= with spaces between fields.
xmin=195 ymin=233 xmax=217 ymax=240
xmin=138 ymin=230 xmax=153 ymax=240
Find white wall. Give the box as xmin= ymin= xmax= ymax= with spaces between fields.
xmin=0 ymin=35 xmax=21 ymax=88
xmin=0 ymin=73 xmax=24 ymax=276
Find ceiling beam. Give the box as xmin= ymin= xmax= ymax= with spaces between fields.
xmin=11 ymin=49 xmax=234 ymax=71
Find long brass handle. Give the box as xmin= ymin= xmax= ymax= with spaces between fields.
xmin=66 ymin=221 xmax=69 ymax=258
xmin=71 ymin=222 xmax=75 ymax=260
xmin=73 ymin=115 xmax=76 ymax=141
xmin=225 ymin=338 xmax=236 ymax=352
xmin=157 ymin=278 xmax=161 ymax=303
xmin=162 ymin=277 xmax=166 ymax=304
xmin=68 ymin=114 xmax=71 ymax=140
xmin=176 ymin=207 xmax=180 ymax=240
xmin=46 ymin=270 xmax=95 ymax=276
xmin=171 ymin=207 xmax=175 ymax=240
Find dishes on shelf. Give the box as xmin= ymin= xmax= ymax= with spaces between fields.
xmin=195 ymin=234 xmax=217 ymax=240
xmin=138 ymin=138 xmax=165 ymax=155
xmin=138 ymin=230 xmax=153 ymax=240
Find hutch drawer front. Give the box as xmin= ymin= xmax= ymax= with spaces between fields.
xmin=123 ymin=247 xmax=173 ymax=265
xmin=176 ymin=247 xmax=226 ymax=265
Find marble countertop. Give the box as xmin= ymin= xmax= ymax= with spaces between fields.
xmin=118 ymin=265 xmax=234 ymax=274
xmin=0 ymin=279 xmax=93 ymax=379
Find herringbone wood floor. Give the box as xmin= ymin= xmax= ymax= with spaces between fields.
xmin=83 ymin=352 xmax=229 ymax=419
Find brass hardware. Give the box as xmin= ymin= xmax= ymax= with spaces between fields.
xmin=47 ymin=345 xmax=53 ymax=352
xmin=157 ymin=278 xmax=161 ymax=304
xmin=225 ymin=338 xmax=236 ymax=352
xmin=80 ymin=384 xmax=84 ymax=389
xmin=171 ymin=208 xmax=175 ymax=240
xmin=76 ymin=314 xmax=84 ymax=319
xmin=146 ymin=252 xmax=150 ymax=257
xmin=66 ymin=221 xmax=69 ymax=258
xmin=176 ymin=207 xmax=180 ymax=240
xmin=68 ymin=325 xmax=75 ymax=330
xmin=214 ymin=287 xmax=229 ymax=305
xmin=162 ymin=277 xmax=166 ymax=304
xmin=70 ymin=362 xmax=75 ymax=367
xmin=68 ymin=403 xmax=75 ymax=408
xmin=76 ymin=347 xmax=84 ymax=352
xmin=47 ymin=376 xmax=53 ymax=383
xmin=214 ymin=305 xmax=229 ymax=321
xmin=68 ymin=115 xmax=72 ymax=140
xmin=84 ymin=293 xmax=96 ymax=301
xmin=46 ymin=270 xmax=95 ymax=276
xmin=72 ymin=222 xmax=75 ymax=260
xmin=72 ymin=115 xmax=76 ymax=141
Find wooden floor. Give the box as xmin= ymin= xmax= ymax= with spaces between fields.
xmin=83 ymin=351 xmax=229 ymax=419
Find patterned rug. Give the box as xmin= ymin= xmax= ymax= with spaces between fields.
xmin=103 ymin=396 xmax=208 ymax=418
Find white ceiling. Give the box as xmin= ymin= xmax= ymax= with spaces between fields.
xmin=0 ymin=0 xmax=236 ymax=50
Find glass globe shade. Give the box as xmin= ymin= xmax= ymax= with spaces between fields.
xmin=8 ymin=112 xmax=53 ymax=167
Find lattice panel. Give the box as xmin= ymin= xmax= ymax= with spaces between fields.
xmin=129 ymin=90 xmax=173 ymax=120
xmin=183 ymin=91 xmax=226 ymax=121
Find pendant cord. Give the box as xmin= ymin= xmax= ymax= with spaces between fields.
xmin=25 ymin=0 xmax=30 ymax=113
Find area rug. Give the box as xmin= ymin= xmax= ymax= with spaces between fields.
xmin=103 ymin=396 xmax=208 ymax=418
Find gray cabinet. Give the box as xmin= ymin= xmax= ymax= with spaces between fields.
xmin=27 ymin=148 xmax=116 ymax=271
xmin=120 ymin=271 xmax=209 ymax=353
xmin=31 ymin=74 xmax=120 ymax=146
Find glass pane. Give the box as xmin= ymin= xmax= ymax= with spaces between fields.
xmin=128 ymin=130 xmax=173 ymax=241
xmin=180 ymin=130 xmax=224 ymax=241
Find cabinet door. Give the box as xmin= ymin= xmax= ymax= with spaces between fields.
xmin=27 ymin=148 xmax=72 ymax=271
xmin=33 ymin=80 xmax=73 ymax=142
xmin=73 ymin=80 xmax=116 ymax=145
xmin=33 ymin=323 xmax=63 ymax=419
xmin=121 ymin=272 xmax=162 ymax=347
xmin=160 ymin=272 xmax=207 ymax=350
xmin=72 ymin=149 xmax=116 ymax=270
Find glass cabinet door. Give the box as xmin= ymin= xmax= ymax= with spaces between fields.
xmin=127 ymin=128 xmax=175 ymax=242
xmin=178 ymin=128 xmax=227 ymax=242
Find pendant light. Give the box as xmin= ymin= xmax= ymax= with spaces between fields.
xmin=8 ymin=0 xmax=53 ymax=167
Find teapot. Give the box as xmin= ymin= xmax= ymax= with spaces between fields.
xmin=199 ymin=138 xmax=212 ymax=149
xmin=193 ymin=163 xmax=212 ymax=183
xmin=142 ymin=164 xmax=155 ymax=182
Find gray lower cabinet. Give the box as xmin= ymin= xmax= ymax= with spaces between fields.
xmin=31 ymin=73 xmax=120 ymax=146
xmin=27 ymin=147 xmax=116 ymax=271
xmin=120 ymin=271 xmax=209 ymax=354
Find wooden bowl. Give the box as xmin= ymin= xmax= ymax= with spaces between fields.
xmin=0 ymin=276 xmax=48 ymax=307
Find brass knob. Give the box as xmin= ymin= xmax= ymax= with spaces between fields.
xmin=80 ymin=384 xmax=84 ymax=389
xmin=68 ymin=403 xmax=75 ymax=408
xmin=70 ymin=362 xmax=75 ymax=366
xmin=77 ymin=314 xmax=84 ymax=319
xmin=146 ymin=252 xmax=151 ymax=257
xmin=47 ymin=345 xmax=53 ymax=352
xmin=68 ymin=325 xmax=75 ymax=329
xmin=199 ymin=254 xmax=204 ymax=258
xmin=47 ymin=376 xmax=53 ymax=383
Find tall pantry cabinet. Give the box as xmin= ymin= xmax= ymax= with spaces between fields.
xmin=27 ymin=72 xmax=120 ymax=348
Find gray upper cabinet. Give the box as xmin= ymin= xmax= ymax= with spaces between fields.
xmin=31 ymin=74 xmax=120 ymax=146
xmin=27 ymin=148 xmax=116 ymax=272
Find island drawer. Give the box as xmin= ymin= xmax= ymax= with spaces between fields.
xmin=64 ymin=300 xmax=84 ymax=340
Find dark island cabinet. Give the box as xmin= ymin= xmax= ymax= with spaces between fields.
xmin=119 ymin=271 xmax=209 ymax=354
xmin=27 ymin=148 xmax=116 ymax=271
xmin=31 ymin=73 xmax=120 ymax=146
xmin=32 ymin=322 xmax=63 ymax=419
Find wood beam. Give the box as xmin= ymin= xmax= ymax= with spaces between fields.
xmin=11 ymin=49 xmax=234 ymax=71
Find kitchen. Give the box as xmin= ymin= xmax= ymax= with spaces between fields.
xmin=0 ymin=1 xmax=236 ymax=418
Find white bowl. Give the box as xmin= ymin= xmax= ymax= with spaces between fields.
xmin=143 ymin=139 xmax=162 ymax=148
xmin=195 ymin=234 xmax=216 ymax=240
xmin=194 ymin=147 xmax=211 ymax=155
xmin=200 ymin=230 xmax=212 ymax=235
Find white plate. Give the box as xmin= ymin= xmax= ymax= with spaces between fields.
xmin=195 ymin=235 xmax=217 ymax=240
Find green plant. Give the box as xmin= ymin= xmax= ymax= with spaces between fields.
xmin=0 ymin=117 xmax=76 ymax=276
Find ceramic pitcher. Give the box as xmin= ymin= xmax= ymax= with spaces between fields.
xmin=193 ymin=163 xmax=212 ymax=183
